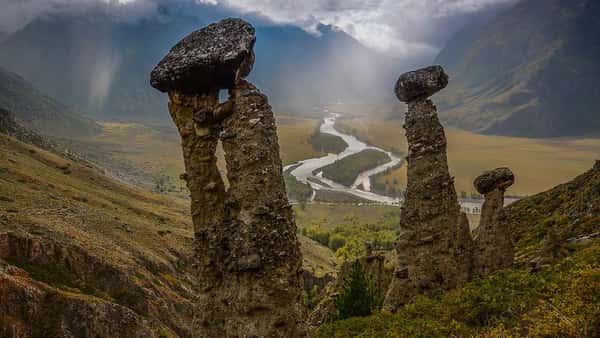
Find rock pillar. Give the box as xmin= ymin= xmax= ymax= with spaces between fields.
xmin=384 ymin=66 xmax=472 ymax=312
xmin=473 ymin=168 xmax=515 ymax=276
xmin=150 ymin=18 xmax=305 ymax=337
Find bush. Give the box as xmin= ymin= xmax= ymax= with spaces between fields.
xmin=334 ymin=260 xmax=382 ymax=320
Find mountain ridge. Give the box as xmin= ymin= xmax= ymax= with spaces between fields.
xmin=434 ymin=0 xmax=600 ymax=138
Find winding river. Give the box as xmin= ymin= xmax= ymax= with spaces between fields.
xmin=285 ymin=113 xmax=403 ymax=205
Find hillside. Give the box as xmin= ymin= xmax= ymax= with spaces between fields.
xmin=317 ymin=161 xmax=600 ymax=337
xmin=435 ymin=0 xmax=600 ymax=137
xmin=0 ymin=67 xmax=99 ymax=138
xmin=0 ymin=123 xmax=336 ymax=336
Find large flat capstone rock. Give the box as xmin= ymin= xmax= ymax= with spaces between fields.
xmin=150 ymin=18 xmax=256 ymax=93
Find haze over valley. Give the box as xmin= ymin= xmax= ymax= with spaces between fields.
xmin=0 ymin=0 xmax=599 ymax=337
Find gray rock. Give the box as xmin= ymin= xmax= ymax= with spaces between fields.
xmin=474 ymin=167 xmax=515 ymax=195
xmin=394 ymin=65 xmax=448 ymax=103
xmin=150 ymin=18 xmax=256 ymax=93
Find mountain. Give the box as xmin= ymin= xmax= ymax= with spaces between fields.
xmin=0 ymin=67 xmax=99 ymax=138
xmin=0 ymin=8 xmax=390 ymax=120
xmin=434 ymin=0 xmax=600 ymax=138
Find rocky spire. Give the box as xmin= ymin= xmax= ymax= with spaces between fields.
xmin=473 ymin=168 xmax=515 ymax=275
xmin=384 ymin=66 xmax=472 ymax=312
xmin=150 ymin=18 xmax=306 ymax=337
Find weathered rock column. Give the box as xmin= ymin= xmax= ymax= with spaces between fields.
xmin=384 ymin=66 xmax=473 ymax=312
xmin=150 ymin=19 xmax=305 ymax=337
xmin=473 ymin=168 xmax=515 ymax=276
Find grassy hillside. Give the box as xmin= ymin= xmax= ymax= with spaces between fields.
xmin=0 ymin=129 xmax=336 ymax=335
xmin=319 ymin=149 xmax=391 ymax=187
xmin=0 ymin=67 xmax=99 ymax=138
xmin=317 ymin=162 xmax=600 ymax=337
xmin=337 ymin=116 xmax=600 ymax=196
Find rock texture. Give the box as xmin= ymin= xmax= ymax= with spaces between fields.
xmin=472 ymin=168 xmax=515 ymax=276
xmin=384 ymin=65 xmax=472 ymax=312
xmin=150 ymin=18 xmax=255 ymax=94
xmin=394 ymin=65 xmax=448 ymax=103
xmin=151 ymin=18 xmax=306 ymax=337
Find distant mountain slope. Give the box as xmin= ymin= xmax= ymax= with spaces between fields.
xmin=435 ymin=0 xmax=600 ymax=137
xmin=0 ymin=9 xmax=389 ymax=120
xmin=0 ymin=67 xmax=99 ymax=138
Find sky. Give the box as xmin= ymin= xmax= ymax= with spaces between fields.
xmin=1 ymin=0 xmax=518 ymax=57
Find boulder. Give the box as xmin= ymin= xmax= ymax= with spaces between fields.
xmin=394 ymin=65 xmax=448 ymax=103
xmin=150 ymin=18 xmax=256 ymax=93
xmin=474 ymin=167 xmax=515 ymax=195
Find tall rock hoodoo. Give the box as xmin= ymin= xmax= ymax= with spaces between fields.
xmin=473 ymin=168 xmax=515 ymax=276
xmin=150 ymin=19 xmax=306 ymax=337
xmin=384 ymin=66 xmax=473 ymax=312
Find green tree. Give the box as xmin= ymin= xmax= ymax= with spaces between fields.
xmin=334 ymin=260 xmax=382 ymax=320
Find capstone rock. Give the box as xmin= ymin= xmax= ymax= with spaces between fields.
xmin=150 ymin=18 xmax=256 ymax=93
xmin=394 ymin=65 xmax=449 ymax=103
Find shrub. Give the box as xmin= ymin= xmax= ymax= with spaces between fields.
xmin=334 ymin=260 xmax=382 ymax=320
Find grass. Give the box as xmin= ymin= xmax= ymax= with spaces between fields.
xmin=314 ymin=190 xmax=372 ymax=204
xmin=316 ymin=240 xmax=600 ymax=337
xmin=337 ymin=117 xmax=600 ymax=196
xmin=318 ymin=149 xmax=391 ymax=187
xmin=276 ymin=115 xmax=325 ymax=164
xmin=0 ymin=132 xmax=337 ymax=297
xmin=293 ymin=203 xmax=400 ymax=231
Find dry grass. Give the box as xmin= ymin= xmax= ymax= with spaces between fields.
xmin=337 ymin=117 xmax=600 ymax=196
xmin=276 ymin=115 xmax=324 ymax=164
xmin=0 ymin=132 xmax=335 ymax=278
xmin=293 ymin=203 xmax=400 ymax=230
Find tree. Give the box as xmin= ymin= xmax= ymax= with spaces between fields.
xmin=334 ymin=260 xmax=382 ymax=319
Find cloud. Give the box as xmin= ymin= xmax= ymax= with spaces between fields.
xmin=196 ymin=0 xmax=517 ymax=54
xmin=0 ymin=0 xmax=517 ymax=58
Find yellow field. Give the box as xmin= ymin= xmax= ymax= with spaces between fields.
xmin=275 ymin=115 xmax=324 ymax=164
xmin=337 ymin=117 xmax=600 ymax=196
xmin=293 ymin=203 xmax=400 ymax=230
xmin=82 ymin=115 xmax=322 ymax=192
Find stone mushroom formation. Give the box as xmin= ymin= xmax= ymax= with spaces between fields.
xmin=473 ymin=167 xmax=515 ymax=276
xmin=150 ymin=18 xmax=306 ymax=337
xmin=383 ymin=65 xmax=473 ymax=311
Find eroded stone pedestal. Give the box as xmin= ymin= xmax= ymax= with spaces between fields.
xmin=384 ymin=67 xmax=472 ymax=311
xmin=473 ymin=168 xmax=515 ymax=276
xmin=152 ymin=18 xmax=306 ymax=337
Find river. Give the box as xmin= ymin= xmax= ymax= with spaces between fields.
xmin=285 ymin=113 xmax=403 ymax=204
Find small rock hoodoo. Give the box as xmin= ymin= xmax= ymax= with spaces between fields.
xmin=473 ymin=167 xmax=515 ymax=276
xmin=384 ymin=65 xmax=473 ymax=312
xmin=150 ymin=18 xmax=305 ymax=337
